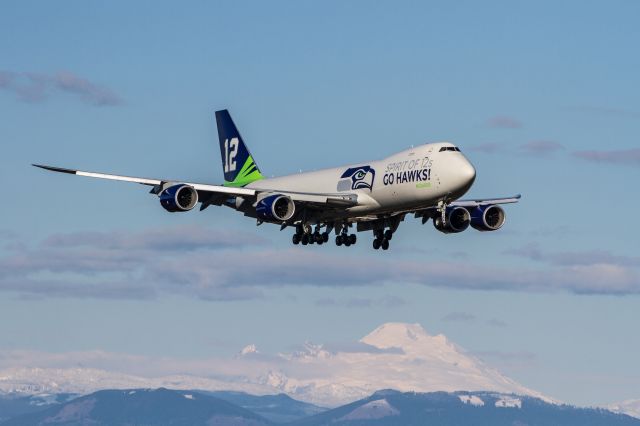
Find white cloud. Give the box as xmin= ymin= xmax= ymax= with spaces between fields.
xmin=0 ymin=70 xmax=123 ymax=106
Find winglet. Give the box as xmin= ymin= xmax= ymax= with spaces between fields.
xmin=33 ymin=164 xmax=78 ymax=175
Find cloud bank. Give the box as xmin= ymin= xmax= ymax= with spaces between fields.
xmin=519 ymin=140 xmax=564 ymax=156
xmin=487 ymin=116 xmax=523 ymax=129
xmin=0 ymin=70 xmax=122 ymax=106
xmin=573 ymin=148 xmax=640 ymax=166
xmin=2 ymin=226 xmax=639 ymax=300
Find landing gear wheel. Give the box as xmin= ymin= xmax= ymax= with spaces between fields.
xmin=335 ymin=235 xmax=343 ymax=246
xmin=322 ymin=232 xmax=329 ymax=243
xmin=384 ymin=230 xmax=393 ymax=240
xmin=301 ymin=234 xmax=309 ymax=245
xmin=381 ymin=239 xmax=390 ymax=250
xmin=373 ymin=239 xmax=381 ymax=250
xmin=315 ymin=233 xmax=323 ymax=244
xmin=292 ymin=234 xmax=301 ymax=245
xmin=308 ymin=235 xmax=315 ymax=244
xmin=344 ymin=239 xmax=351 ymax=247
xmin=349 ymin=234 xmax=357 ymax=245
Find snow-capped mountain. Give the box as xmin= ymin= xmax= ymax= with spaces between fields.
xmin=0 ymin=322 xmax=550 ymax=407
xmin=608 ymin=399 xmax=640 ymax=419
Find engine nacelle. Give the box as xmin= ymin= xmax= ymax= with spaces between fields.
xmin=471 ymin=205 xmax=505 ymax=231
xmin=256 ymin=194 xmax=296 ymax=222
xmin=160 ymin=184 xmax=198 ymax=212
xmin=433 ymin=206 xmax=471 ymax=234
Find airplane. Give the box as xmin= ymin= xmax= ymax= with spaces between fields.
xmin=34 ymin=109 xmax=520 ymax=250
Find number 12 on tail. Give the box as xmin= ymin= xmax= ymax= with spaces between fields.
xmin=224 ymin=137 xmax=239 ymax=173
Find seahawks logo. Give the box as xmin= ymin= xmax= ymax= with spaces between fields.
xmin=337 ymin=166 xmax=375 ymax=192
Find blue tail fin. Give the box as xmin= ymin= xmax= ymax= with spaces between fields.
xmin=215 ymin=109 xmax=264 ymax=187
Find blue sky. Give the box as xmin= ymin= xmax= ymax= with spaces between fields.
xmin=1 ymin=0 xmax=639 ymax=406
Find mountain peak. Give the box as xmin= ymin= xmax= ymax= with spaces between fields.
xmin=240 ymin=344 xmax=259 ymax=356
xmin=360 ymin=322 xmax=439 ymax=350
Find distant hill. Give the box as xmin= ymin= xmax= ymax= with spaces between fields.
xmin=288 ymin=390 xmax=640 ymax=426
xmin=1 ymin=388 xmax=270 ymax=426
xmin=206 ymin=391 xmax=326 ymax=423
xmin=3 ymin=388 xmax=638 ymax=425
xmin=0 ymin=393 xmax=76 ymax=423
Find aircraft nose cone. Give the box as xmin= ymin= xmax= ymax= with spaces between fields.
xmin=461 ymin=160 xmax=476 ymax=185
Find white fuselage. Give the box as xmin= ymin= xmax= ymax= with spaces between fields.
xmin=248 ymin=142 xmax=476 ymax=218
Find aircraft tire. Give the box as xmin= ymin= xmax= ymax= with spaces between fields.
xmin=292 ymin=234 xmax=301 ymax=245
xmin=373 ymin=239 xmax=381 ymax=250
xmin=381 ymin=239 xmax=390 ymax=250
xmin=322 ymin=232 xmax=329 ymax=243
xmin=301 ymin=234 xmax=309 ymax=245
xmin=335 ymin=235 xmax=342 ymax=246
xmin=349 ymin=234 xmax=357 ymax=245
xmin=315 ymin=233 xmax=323 ymax=243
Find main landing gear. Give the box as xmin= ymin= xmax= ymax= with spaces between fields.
xmin=372 ymin=229 xmax=393 ymax=250
xmin=291 ymin=223 xmax=357 ymax=248
xmin=335 ymin=224 xmax=357 ymax=248
xmin=335 ymin=232 xmax=357 ymax=247
xmin=291 ymin=224 xmax=329 ymax=246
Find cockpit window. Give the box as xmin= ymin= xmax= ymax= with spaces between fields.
xmin=439 ymin=146 xmax=461 ymax=152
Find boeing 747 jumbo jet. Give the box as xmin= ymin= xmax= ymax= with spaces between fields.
xmin=34 ymin=110 xmax=520 ymax=250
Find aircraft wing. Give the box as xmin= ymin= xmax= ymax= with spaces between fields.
xmin=32 ymin=164 xmax=359 ymax=208
xmin=450 ymin=194 xmax=521 ymax=208
xmin=412 ymin=194 xmax=521 ymax=221
xmin=33 ymin=164 xmax=257 ymax=196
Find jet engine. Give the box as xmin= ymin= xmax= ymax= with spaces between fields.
xmin=471 ymin=205 xmax=505 ymax=231
xmin=256 ymin=194 xmax=296 ymax=222
xmin=433 ymin=206 xmax=471 ymax=234
xmin=160 ymin=184 xmax=199 ymax=212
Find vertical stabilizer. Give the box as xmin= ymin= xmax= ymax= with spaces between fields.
xmin=215 ymin=109 xmax=264 ymax=187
